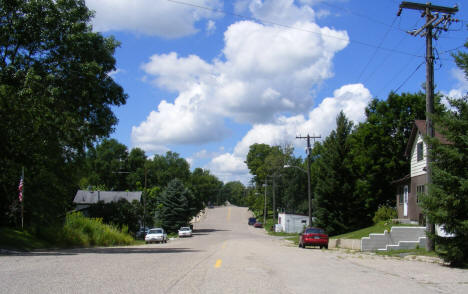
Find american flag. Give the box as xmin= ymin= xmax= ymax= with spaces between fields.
xmin=18 ymin=176 xmax=23 ymax=202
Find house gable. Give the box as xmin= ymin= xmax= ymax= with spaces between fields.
xmin=410 ymin=132 xmax=427 ymax=177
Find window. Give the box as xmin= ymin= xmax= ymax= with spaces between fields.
xmin=417 ymin=142 xmax=424 ymax=161
xmin=416 ymin=185 xmax=425 ymax=203
xmin=398 ymin=186 xmax=404 ymax=204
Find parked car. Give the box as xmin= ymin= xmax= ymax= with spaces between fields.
xmin=299 ymin=227 xmax=328 ymax=249
xmin=145 ymin=228 xmax=168 ymax=244
xmin=178 ymin=226 xmax=192 ymax=238
xmin=253 ymin=222 xmax=263 ymax=228
xmin=136 ymin=227 xmax=149 ymax=239
xmin=248 ymin=217 xmax=257 ymax=225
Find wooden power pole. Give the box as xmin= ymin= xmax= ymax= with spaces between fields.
xmin=397 ymin=1 xmax=458 ymax=251
xmin=296 ymin=134 xmax=320 ymax=226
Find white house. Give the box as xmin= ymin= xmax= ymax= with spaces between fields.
xmin=395 ymin=120 xmax=449 ymax=223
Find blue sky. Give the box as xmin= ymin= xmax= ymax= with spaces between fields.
xmin=85 ymin=0 xmax=467 ymax=184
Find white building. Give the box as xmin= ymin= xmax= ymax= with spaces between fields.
xmin=277 ymin=213 xmax=309 ymax=233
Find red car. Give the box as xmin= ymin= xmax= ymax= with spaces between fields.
xmin=253 ymin=222 xmax=263 ymax=228
xmin=299 ymin=227 xmax=328 ymax=249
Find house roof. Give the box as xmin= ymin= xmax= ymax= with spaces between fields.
xmin=404 ymin=120 xmax=449 ymax=157
xmin=73 ymin=190 xmax=142 ymax=204
xmin=390 ymin=173 xmax=411 ymax=184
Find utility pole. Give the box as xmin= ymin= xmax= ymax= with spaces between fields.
xmin=296 ymin=134 xmax=321 ymax=226
xmin=398 ymin=2 xmax=458 ymax=251
xmin=144 ymin=165 xmax=147 ymax=230
xmin=263 ymin=179 xmax=268 ymax=226
xmin=268 ymin=173 xmax=282 ymax=223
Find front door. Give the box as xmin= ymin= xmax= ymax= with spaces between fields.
xmin=403 ymin=185 xmax=408 ymax=217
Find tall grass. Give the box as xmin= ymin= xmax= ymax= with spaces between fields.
xmin=61 ymin=212 xmax=133 ymax=247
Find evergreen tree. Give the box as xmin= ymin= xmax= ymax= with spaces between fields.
xmin=421 ymin=97 xmax=468 ymax=266
xmin=157 ymin=179 xmax=193 ymax=232
xmin=419 ymin=40 xmax=468 ymax=266
xmin=313 ymin=112 xmax=358 ymax=235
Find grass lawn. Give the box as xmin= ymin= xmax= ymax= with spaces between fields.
xmin=331 ymin=221 xmax=419 ymax=239
xmin=0 ymin=227 xmax=51 ymax=251
xmin=260 ymin=218 xmax=300 ymax=245
xmin=375 ymin=247 xmax=439 ymax=258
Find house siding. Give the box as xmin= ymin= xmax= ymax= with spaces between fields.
xmin=395 ymin=179 xmax=410 ymax=219
xmin=409 ymin=174 xmax=426 ymax=223
xmin=410 ymin=133 xmax=427 ymax=178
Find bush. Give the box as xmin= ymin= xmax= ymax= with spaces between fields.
xmin=373 ymin=205 xmax=397 ymax=224
xmin=61 ymin=212 xmax=133 ymax=247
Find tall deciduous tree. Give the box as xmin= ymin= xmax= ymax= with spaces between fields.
xmin=189 ymin=168 xmax=222 ymax=208
xmin=84 ymin=139 xmax=129 ymax=190
xmin=348 ymin=92 xmax=428 ymax=225
xmin=0 ymin=0 xmax=127 ymax=226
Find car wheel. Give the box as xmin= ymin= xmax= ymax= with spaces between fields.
xmin=324 ymin=245 xmax=328 ymax=249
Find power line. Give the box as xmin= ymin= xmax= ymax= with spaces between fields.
xmin=357 ymin=15 xmax=398 ymax=82
xmin=167 ymin=0 xmax=425 ymax=58
xmin=318 ymin=1 xmax=406 ymax=33
xmin=393 ymin=61 xmax=424 ymax=93
xmin=363 ymin=17 xmax=422 ymax=84
xmin=376 ymin=43 xmax=425 ymax=97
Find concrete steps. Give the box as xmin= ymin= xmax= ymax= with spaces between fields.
xmin=361 ymin=226 xmax=427 ymax=252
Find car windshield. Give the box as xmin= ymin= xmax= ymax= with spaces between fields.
xmin=305 ymin=228 xmax=325 ymax=234
xmin=149 ymin=229 xmax=162 ymax=234
xmin=180 ymin=227 xmax=190 ymax=231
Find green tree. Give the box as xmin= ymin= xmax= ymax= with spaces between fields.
xmin=126 ymin=148 xmax=147 ymax=190
xmin=147 ymin=151 xmax=190 ymax=187
xmin=421 ymin=41 xmax=468 ymax=266
xmin=84 ymin=139 xmax=129 ymax=190
xmin=223 ymin=181 xmax=246 ymax=206
xmin=348 ymin=92 xmax=428 ymax=225
xmin=245 ymin=144 xmax=275 ymax=185
xmin=157 ymin=179 xmax=193 ymax=232
xmin=189 ymin=168 xmax=222 ymax=207
xmin=0 ymin=0 xmax=127 ymax=226
xmin=313 ymin=112 xmax=358 ymax=235
xmin=421 ymin=97 xmax=468 ymax=266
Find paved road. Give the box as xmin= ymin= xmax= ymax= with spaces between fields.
xmin=1 ymin=205 xmax=467 ymax=293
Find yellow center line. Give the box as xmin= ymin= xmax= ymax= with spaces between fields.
xmin=214 ymin=259 xmax=222 ymax=268
xmin=221 ymin=241 xmax=227 ymax=249
xmin=227 ymin=207 xmax=231 ymax=221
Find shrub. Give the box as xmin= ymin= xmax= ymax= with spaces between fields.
xmin=372 ymin=205 xmax=397 ymax=224
xmin=61 ymin=212 xmax=133 ymax=247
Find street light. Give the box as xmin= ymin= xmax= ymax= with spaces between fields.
xmin=284 ymin=164 xmax=312 ymax=227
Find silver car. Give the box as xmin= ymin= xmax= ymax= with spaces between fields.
xmin=145 ymin=228 xmax=167 ymax=244
xmin=178 ymin=226 xmax=192 ymax=238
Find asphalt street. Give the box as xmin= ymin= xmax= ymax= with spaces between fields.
xmin=1 ymin=205 xmax=467 ymax=293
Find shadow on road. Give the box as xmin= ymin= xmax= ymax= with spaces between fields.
xmin=192 ymin=228 xmax=230 ymax=234
xmin=1 ymin=247 xmax=202 ymax=257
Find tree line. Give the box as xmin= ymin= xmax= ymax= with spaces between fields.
xmin=243 ymin=41 xmax=468 ymax=264
xmin=0 ymin=0 xmax=246 ymax=234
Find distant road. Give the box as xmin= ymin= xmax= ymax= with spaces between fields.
xmin=1 ymin=205 xmax=467 ymax=293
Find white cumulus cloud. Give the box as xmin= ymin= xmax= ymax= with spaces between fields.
xmin=207 ymin=83 xmax=372 ymax=184
xmin=85 ymin=0 xmax=222 ymax=38
xmin=132 ymin=3 xmax=349 ymax=150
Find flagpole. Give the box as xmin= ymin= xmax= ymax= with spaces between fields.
xmin=21 ymin=167 xmax=24 ymax=230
